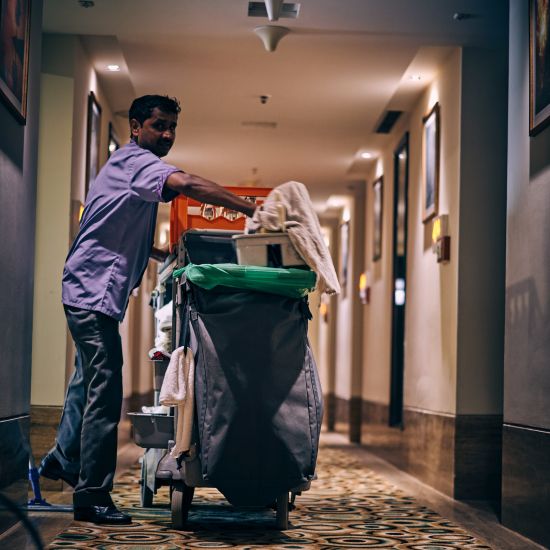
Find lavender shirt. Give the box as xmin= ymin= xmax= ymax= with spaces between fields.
xmin=62 ymin=140 xmax=180 ymax=321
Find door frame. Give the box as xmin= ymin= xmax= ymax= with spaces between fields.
xmin=389 ymin=132 xmax=410 ymax=427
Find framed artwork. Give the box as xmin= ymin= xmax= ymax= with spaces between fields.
xmin=339 ymin=220 xmax=349 ymax=296
xmin=0 ymin=0 xmax=31 ymax=123
xmin=530 ymin=0 xmax=550 ymax=135
xmin=85 ymin=91 xmax=102 ymax=197
xmin=422 ymin=102 xmax=440 ymax=223
xmin=107 ymin=122 xmax=120 ymax=158
xmin=372 ymin=176 xmax=383 ymax=261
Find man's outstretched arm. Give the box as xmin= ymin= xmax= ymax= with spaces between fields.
xmin=165 ymin=171 xmax=257 ymax=217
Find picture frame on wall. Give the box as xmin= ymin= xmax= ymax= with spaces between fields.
xmin=530 ymin=0 xmax=550 ymax=135
xmin=85 ymin=91 xmax=102 ymax=198
xmin=372 ymin=175 xmax=383 ymax=262
xmin=0 ymin=0 xmax=31 ymax=123
xmin=107 ymin=122 xmax=120 ymax=158
xmin=422 ymin=102 xmax=440 ymax=224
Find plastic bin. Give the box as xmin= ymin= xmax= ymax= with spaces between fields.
xmin=128 ymin=413 xmax=174 ymax=449
xmin=169 ymin=186 xmax=271 ymax=251
xmin=233 ymin=232 xmax=306 ymax=267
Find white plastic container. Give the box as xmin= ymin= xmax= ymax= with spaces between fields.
xmin=232 ymin=232 xmax=306 ymax=267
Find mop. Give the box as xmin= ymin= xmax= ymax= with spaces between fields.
xmin=27 ymin=451 xmax=73 ymax=513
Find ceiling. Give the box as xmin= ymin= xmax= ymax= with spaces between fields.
xmin=43 ymin=0 xmax=508 ymax=204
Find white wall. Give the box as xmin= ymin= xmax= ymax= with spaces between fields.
xmin=361 ymin=49 xmax=462 ymax=414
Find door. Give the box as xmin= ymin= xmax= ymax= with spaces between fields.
xmin=389 ymin=133 xmax=409 ymax=427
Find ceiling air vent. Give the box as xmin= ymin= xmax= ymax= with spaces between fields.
xmin=241 ymin=121 xmax=278 ymax=129
xmin=248 ymin=2 xmax=300 ymax=19
xmin=375 ymin=110 xmax=403 ymax=134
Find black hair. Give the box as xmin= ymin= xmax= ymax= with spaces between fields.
xmin=128 ymin=95 xmax=181 ymax=126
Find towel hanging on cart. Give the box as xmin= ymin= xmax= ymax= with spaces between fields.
xmin=159 ymin=346 xmax=195 ymax=457
xmin=245 ymin=181 xmax=340 ymax=295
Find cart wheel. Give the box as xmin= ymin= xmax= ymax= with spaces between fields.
xmin=140 ymin=459 xmax=154 ymax=507
xmin=171 ymin=482 xmax=194 ymax=530
xmin=275 ymin=492 xmax=289 ymax=530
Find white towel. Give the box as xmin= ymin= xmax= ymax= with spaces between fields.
xmin=154 ymin=301 xmax=173 ymax=354
xmin=246 ymin=181 xmax=341 ymax=295
xmin=159 ymin=346 xmax=195 ymax=457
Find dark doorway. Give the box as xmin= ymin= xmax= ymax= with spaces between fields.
xmin=389 ymin=133 xmax=409 ymax=427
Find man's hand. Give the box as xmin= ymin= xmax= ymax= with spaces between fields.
xmin=165 ymin=172 xmax=258 ymax=217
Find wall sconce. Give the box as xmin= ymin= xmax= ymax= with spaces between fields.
xmin=432 ymin=214 xmax=450 ymax=263
xmin=319 ymin=300 xmax=329 ymax=323
xmin=359 ymin=271 xmax=370 ymax=304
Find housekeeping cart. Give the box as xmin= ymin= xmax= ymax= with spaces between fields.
xmin=129 ymin=187 xmax=323 ymax=529
xmin=170 ymin=229 xmax=322 ymax=530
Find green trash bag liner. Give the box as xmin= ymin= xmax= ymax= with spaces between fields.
xmin=173 ymin=263 xmax=316 ymax=298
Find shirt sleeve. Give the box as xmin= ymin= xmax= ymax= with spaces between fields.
xmin=129 ymin=151 xmax=181 ymax=203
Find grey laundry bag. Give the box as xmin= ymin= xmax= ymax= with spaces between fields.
xmin=180 ymin=281 xmax=323 ymax=507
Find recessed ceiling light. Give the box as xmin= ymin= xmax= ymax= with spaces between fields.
xmin=360 ymin=152 xmax=374 ymax=159
xmin=107 ymin=64 xmax=121 ymax=72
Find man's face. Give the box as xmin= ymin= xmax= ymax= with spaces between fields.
xmin=131 ymin=107 xmax=177 ymax=157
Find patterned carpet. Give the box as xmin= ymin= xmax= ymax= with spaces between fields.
xmin=48 ymin=445 xmax=492 ymax=549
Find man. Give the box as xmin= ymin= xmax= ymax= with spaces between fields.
xmin=38 ymin=95 xmax=256 ymax=525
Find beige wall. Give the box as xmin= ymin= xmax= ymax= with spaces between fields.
xmin=334 ymin=199 xmax=354 ymax=400
xmin=70 ymin=38 xmax=127 ymax=205
xmin=404 ymin=49 xmax=461 ymax=414
xmin=361 ymin=48 xmax=462 ymax=414
xmin=312 ymin=222 xmax=339 ymax=399
xmin=361 ymin=157 xmax=394 ymax=406
xmin=68 ymin=38 xmax=153 ymax=403
xmin=32 ymin=34 xmax=153 ymax=408
xmin=31 ymin=73 xmax=74 ymax=406
xmin=120 ymin=265 xmax=157 ymax=399
xmin=455 ymin=46 xmax=508 ymax=415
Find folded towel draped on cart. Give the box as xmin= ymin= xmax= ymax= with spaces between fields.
xmin=159 ymin=346 xmax=195 ymax=457
xmin=245 ymin=181 xmax=340 ymax=295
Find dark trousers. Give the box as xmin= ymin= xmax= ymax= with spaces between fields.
xmin=51 ymin=305 xmax=123 ymax=507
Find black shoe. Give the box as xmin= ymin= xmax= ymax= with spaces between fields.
xmin=38 ymin=453 xmax=79 ymax=488
xmin=74 ymin=505 xmax=132 ymax=525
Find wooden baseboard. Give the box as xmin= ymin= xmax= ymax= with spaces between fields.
xmin=0 ymin=416 xmax=30 ymax=535
xmin=454 ymin=414 xmax=502 ymax=500
xmin=502 ymin=423 xmax=550 ymax=548
xmin=324 ymin=393 xmax=336 ymax=431
xmin=362 ymin=399 xmax=390 ymax=425
xmin=333 ymin=394 xmax=349 ymax=423
xmin=335 ymin=397 xmax=502 ymax=500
